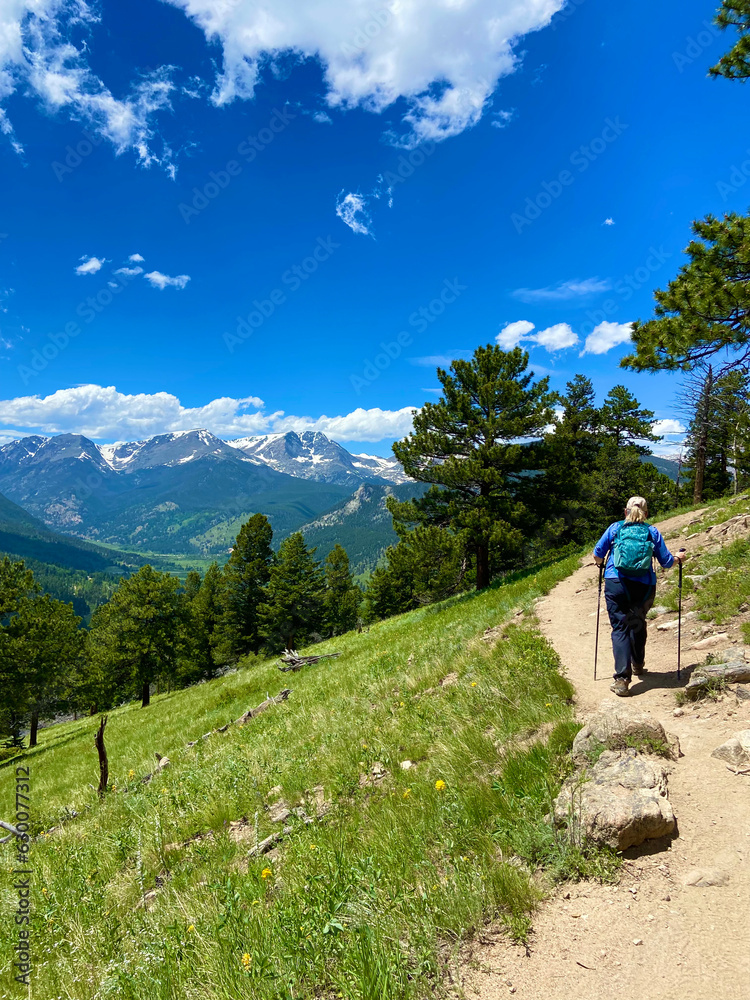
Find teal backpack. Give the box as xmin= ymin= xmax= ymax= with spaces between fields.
xmin=613 ymin=521 xmax=654 ymax=575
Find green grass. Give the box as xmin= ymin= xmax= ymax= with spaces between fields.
xmin=0 ymin=554 xmax=595 ymax=1000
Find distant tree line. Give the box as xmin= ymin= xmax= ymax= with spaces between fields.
xmin=0 ymin=523 xmax=362 ymax=747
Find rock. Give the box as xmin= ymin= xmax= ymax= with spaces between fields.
xmin=268 ymin=801 xmax=292 ymax=824
xmin=673 ymin=708 xmax=684 ymax=718
xmin=306 ymin=784 xmax=330 ymax=818
xmin=705 ymin=566 xmax=728 ymax=577
xmin=553 ymin=749 xmax=675 ymax=851
xmin=686 ymin=575 xmax=706 ymax=584
xmin=440 ymin=672 xmax=459 ymax=687
xmin=657 ymin=612 xmax=698 ymax=631
xmin=154 ymin=753 xmax=170 ymax=771
xmin=710 ymin=730 xmax=750 ymax=766
xmin=691 ymin=633 xmax=731 ymax=650
xmin=683 ymin=868 xmax=728 ymax=887
xmin=572 ymin=701 xmax=673 ymax=764
xmin=736 ymin=687 xmax=750 ymax=702
xmin=400 ymin=760 xmax=414 ymax=770
xmin=685 ymin=658 xmax=750 ymax=694
xmin=651 ymin=605 xmax=670 ymax=616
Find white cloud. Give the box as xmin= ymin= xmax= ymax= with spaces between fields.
xmin=0 ymin=385 xmax=415 ymax=443
xmin=652 ymin=419 xmax=685 ymax=437
xmin=603 ymin=217 xmax=615 ymax=226
xmin=409 ymin=352 xmax=471 ymax=368
xmin=580 ymin=321 xmax=633 ymax=356
xmin=163 ymin=0 xmax=566 ymax=145
xmin=335 ymin=191 xmax=373 ymax=236
xmin=113 ymin=266 xmax=144 ymax=277
xmin=129 ymin=253 xmax=145 ymax=262
xmin=143 ymin=270 xmax=191 ymax=290
xmin=313 ymin=110 xmax=333 ymax=124
xmin=496 ymin=319 xmax=577 ymax=352
xmin=496 ymin=319 xmax=535 ymax=349
xmin=491 ymin=109 xmax=516 ymax=129
xmin=0 ymin=3 xmax=176 ymax=164
xmin=532 ymin=322 xmax=578 ymax=351
xmin=513 ymin=278 xmax=611 ymax=303
xmin=75 ymin=255 xmax=107 ymax=275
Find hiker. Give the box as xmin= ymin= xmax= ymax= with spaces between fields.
xmin=593 ymin=496 xmax=686 ymax=697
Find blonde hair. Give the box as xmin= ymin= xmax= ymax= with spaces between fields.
xmin=624 ymin=496 xmax=648 ymax=523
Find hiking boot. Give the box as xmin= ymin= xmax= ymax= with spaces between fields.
xmin=610 ymin=678 xmax=630 ymax=697
xmin=632 ymin=661 xmax=647 ymax=676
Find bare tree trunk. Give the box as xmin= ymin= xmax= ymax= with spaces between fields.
xmin=29 ymin=709 xmax=39 ymax=749
xmin=693 ymin=366 xmax=713 ymax=503
xmin=476 ymin=544 xmax=490 ymax=590
xmin=95 ymin=716 xmax=108 ymax=796
xmin=141 ymin=682 xmax=151 ymax=708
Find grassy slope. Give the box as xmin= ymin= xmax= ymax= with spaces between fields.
xmin=0 ymin=555 xmax=596 ymax=1000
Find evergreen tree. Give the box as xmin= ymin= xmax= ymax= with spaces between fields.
xmin=391 ymin=346 xmax=556 ymax=589
xmin=220 ymin=514 xmax=273 ymax=657
xmin=623 ymin=212 xmax=750 ymax=375
xmin=189 ymin=562 xmax=227 ymax=679
xmin=183 ymin=570 xmax=202 ymax=602
xmin=0 ymin=558 xmax=39 ymax=746
xmin=258 ymin=533 xmax=326 ymax=652
xmin=363 ymin=525 xmax=468 ymax=621
xmin=5 ymin=594 xmax=85 ymax=747
xmin=323 ymin=545 xmax=361 ymax=635
xmin=710 ymin=1 xmax=750 ymax=80
xmin=681 ymin=366 xmax=749 ymax=500
xmin=88 ymin=565 xmax=187 ymax=708
xmin=598 ymin=385 xmax=658 ymax=452
xmin=542 ymin=374 xmax=601 ymax=545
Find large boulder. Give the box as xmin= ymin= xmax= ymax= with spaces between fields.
xmin=572 ymin=700 xmax=674 ymax=765
xmin=554 ymin=749 xmax=675 ymax=851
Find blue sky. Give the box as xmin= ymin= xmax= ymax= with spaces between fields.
xmin=0 ymin=0 xmax=746 ymax=456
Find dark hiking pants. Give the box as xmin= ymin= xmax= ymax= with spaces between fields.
xmin=604 ymin=578 xmax=656 ymax=681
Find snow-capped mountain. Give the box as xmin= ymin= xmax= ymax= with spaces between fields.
xmin=226 ymin=431 xmax=410 ymax=485
xmin=99 ymin=429 xmax=251 ymax=471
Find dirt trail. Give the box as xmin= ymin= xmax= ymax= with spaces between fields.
xmin=463 ymin=510 xmax=750 ymax=1000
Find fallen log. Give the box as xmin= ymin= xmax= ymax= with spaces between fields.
xmin=0 ymin=819 xmax=22 ymax=844
xmin=278 ymin=649 xmax=341 ymax=672
xmin=684 ymin=662 xmax=750 ymax=695
xmin=235 ymin=688 xmax=292 ymax=725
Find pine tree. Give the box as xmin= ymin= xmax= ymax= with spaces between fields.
xmin=623 ymin=213 xmax=750 ymax=375
xmin=190 ymin=562 xmax=227 ymax=678
xmin=598 ymin=385 xmax=658 ymax=452
xmin=710 ymin=1 xmax=750 ymax=80
xmin=323 ymin=545 xmax=361 ymax=635
xmin=391 ymin=346 xmax=555 ymax=589
xmin=221 ymin=514 xmax=273 ymax=657
xmin=258 ymin=533 xmax=326 ymax=652
xmin=0 ymin=559 xmax=39 ymax=746
xmin=88 ymin=565 xmax=187 ymax=708
xmin=5 ymin=595 xmax=85 ymax=747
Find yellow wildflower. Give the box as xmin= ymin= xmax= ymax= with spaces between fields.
xmin=435 ymin=780 xmax=447 ymax=792
xmin=128 ymin=769 xmax=135 ymax=779
xmin=261 ymin=868 xmax=273 ymax=880
xmin=241 ymin=952 xmax=251 ymax=969
xmin=42 ymin=888 xmax=47 ymax=895
xmin=252 ymin=899 xmax=260 ymax=906
xmin=187 ymin=924 xmax=195 ymax=933
xmin=161 ymin=787 xmax=167 ymax=794
xmin=471 ymin=682 xmax=477 ymax=687
xmin=402 ymin=789 xmax=411 ymax=799
xmin=310 ymin=844 xmax=317 ymax=851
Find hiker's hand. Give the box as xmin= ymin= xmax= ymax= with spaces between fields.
xmin=675 ymin=549 xmax=687 ymax=564
xmin=593 ymin=556 xmax=604 ymax=567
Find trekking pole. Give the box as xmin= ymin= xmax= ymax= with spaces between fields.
xmin=594 ymin=564 xmax=604 ymax=681
xmin=677 ymin=550 xmax=686 ymax=682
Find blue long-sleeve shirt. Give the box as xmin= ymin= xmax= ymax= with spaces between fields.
xmin=593 ymin=521 xmax=675 ymax=585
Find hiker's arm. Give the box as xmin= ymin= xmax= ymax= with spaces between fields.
xmin=592 ymin=525 xmax=615 ymax=565
xmin=651 ymin=527 xmax=683 ymax=568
